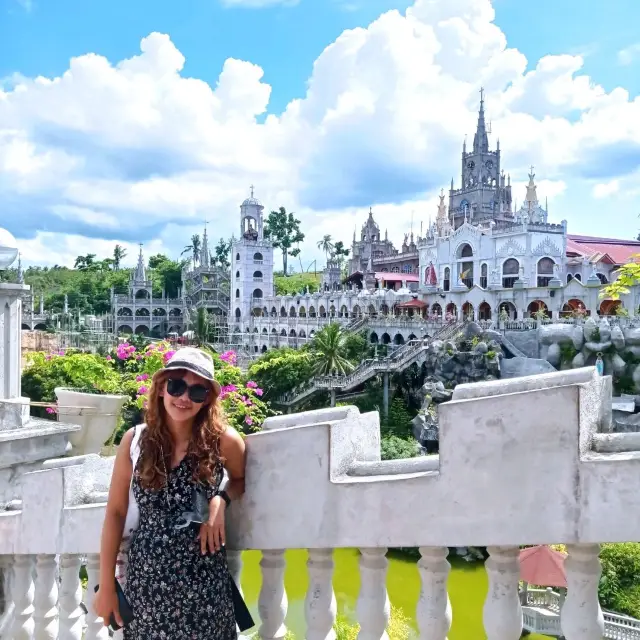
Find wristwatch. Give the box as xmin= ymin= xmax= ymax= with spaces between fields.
xmin=217 ymin=490 xmax=231 ymax=507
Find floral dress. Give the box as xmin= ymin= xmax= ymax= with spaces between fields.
xmin=124 ymin=455 xmax=237 ymax=640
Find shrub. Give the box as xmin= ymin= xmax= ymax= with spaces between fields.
xmin=380 ymin=434 xmax=419 ymax=461
xmin=599 ymin=543 xmax=640 ymax=618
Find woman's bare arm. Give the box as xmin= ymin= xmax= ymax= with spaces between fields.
xmin=220 ymin=426 xmax=246 ymax=501
xmin=99 ymin=427 xmax=134 ymax=588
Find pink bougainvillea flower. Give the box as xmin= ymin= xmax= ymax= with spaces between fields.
xmin=46 ymin=407 xmax=56 ymax=414
xmin=254 ymin=388 xmax=263 ymax=396
xmin=138 ymin=385 xmax=148 ymax=395
xmin=245 ymin=416 xmax=253 ymax=426
xmin=246 ymin=381 xmax=258 ymax=389
xmin=106 ymin=355 xmax=112 ymax=361
xmin=163 ymin=350 xmax=176 ymax=364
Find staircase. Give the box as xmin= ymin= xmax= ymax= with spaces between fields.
xmin=275 ymin=321 xmax=462 ymax=407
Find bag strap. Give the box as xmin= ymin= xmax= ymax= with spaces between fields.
xmin=130 ymin=424 xmax=145 ymax=469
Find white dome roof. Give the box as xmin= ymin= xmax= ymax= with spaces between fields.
xmin=0 ymin=228 xmax=18 ymax=270
xmin=242 ymin=197 xmax=263 ymax=207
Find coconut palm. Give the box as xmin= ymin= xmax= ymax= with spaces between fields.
xmin=181 ymin=234 xmax=202 ymax=265
xmin=195 ymin=307 xmax=209 ymax=345
xmin=113 ymin=244 xmax=127 ymax=270
xmin=311 ymin=323 xmax=355 ymax=376
xmin=317 ymin=235 xmax=334 ymax=260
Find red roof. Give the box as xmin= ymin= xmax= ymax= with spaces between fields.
xmin=396 ymin=299 xmax=427 ymax=309
xmin=519 ymin=545 xmax=567 ymax=588
xmin=566 ymin=234 xmax=640 ymax=265
xmin=375 ymin=272 xmax=419 ymax=282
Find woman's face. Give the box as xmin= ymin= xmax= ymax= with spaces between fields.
xmin=161 ymin=370 xmax=212 ymax=424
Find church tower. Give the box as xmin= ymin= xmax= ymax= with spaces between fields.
xmin=449 ymin=89 xmax=512 ymax=228
xmin=230 ymin=187 xmax=274 ymax=330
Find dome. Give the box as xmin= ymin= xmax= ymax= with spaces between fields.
xmin=0 ymin=228 xmax=18 ymax=270
xmin=242 ymin=197 xmax=263 ymax=207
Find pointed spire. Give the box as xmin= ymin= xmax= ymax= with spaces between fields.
xmin=201 ymin=221 xmax=210 ymax=267
xmin=16 ymin=253 xmax=24 ymax=284
xmin=368 ymin=206 xmax=374 ymax=219
xmin=134 ymin=244 xmax=146 ymax=282
xmin=473 ymin=87 xmax=489 ymax=154
xmin=64 ymin=293 xmax=68 ymax=314
xmin=525 ymin=166 xmax=538 ymax=210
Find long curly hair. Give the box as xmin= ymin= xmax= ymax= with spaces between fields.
xmin=137 ymin=369 xmax=226 ymax=490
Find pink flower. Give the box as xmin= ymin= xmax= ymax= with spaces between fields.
xmin=46 ymin=406 xmax=57 ymax=414
xmin=135 ymin=373 xmax=149 ymax=382
xmin=245 ymin=416 xmax=253 ymax=426
xmin=138 ymin=385 xmax=148 ymax=395
xmin=164 ymin=350 xmax=176 ymax=364
xmin=58 ymin=350 xmax=65 ymax=356
xmin=254 ymin=388 xmax=263 ymax=396
xmin=106 ymin=355 xmax=112 ymax=361
xmin=246 ymin=381 xmax=258 ymax=389
xmin=45 ymin=355 xmax=52 ymax=361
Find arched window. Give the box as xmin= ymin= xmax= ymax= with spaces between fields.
xmin=537 ymin=257 xmax=555 ymax=287
xmin=480 ymin=263 xmax=488 ymax=289
xmin=458 ymin=243 xmax=473 ymax=258
xmin=252 ymin=289 xmax=263 ymax=299
xmin=236 ymin=270 xmax=240 ymax=278
xmin=253 ymin=252 xmax=263 ymax=261
xmin=236 ymin=253 xmax=240 ymax=261
xmin=235 ymin=289 xmax=240 ymax=298
xmin=443 ymin=267 xmax=450 ymax=292
xmin=235 ymin=308 xmax=241 ymax=318
xmin=502 ymin=259 xmax=519 ymax=289
xmin=253 ymin=271 xmax=263 ymax=279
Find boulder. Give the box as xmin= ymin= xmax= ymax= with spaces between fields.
xmin=538 ymin=323 xmax=576 ymax=345
xmin=500 ymin=357 xmax=557 ymax=379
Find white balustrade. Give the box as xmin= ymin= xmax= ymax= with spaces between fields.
xmin=85 ymin=554 xmax=109 ymax=640
xmin=34 ymin=554 xmax=58 ymax=640
xmin=11 ymin=554 xmax=35 ymax=640
xmin=305 ymin=549 xmax=337 ymax=640
xmin=58 ymin=554 xmax=84 ymax=640
xmin=417 ymin=546 xmax=452 ymax=639
xmin=258 ymin=550 xmax=288 ymax=640
xmin=357 ymin=548 xmax=390 ymax=640
xmin=483 ymin=546 xmax=522 ymax=639
xmin=561 ymin=544 xmax=605 ymax=640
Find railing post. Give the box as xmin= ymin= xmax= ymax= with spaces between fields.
xmin=561 ymin=544 xmax=605 ymax=640
xmin=357 ymin=548 xmax=390 ymax=640
xmin=34 ymin=554 xmax=59 ymax=640
xmin=417 ymin=546 xmax=452 ymax=639
xmin=85 ymin=554 xmax=109 ymax=640
xmin=58 ymin=554 xmax=84 ymax=640
xmin=11 ymin=554 xmax=35 ymax=640
xmin=305 ymin=549 xmax=337 ymax=640
xmin=483 ymin=546 xmax=522 ymax=639
xmin=258 ymin=550 xmax=288 ymax=640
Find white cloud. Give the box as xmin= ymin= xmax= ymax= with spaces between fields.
xmin=3 ymin=0 xmax=640 ymax=268
xmin=618 ymin=43 xmax=640 ymax=66
xmin=592 ymin=180 xmax=620 ymax=199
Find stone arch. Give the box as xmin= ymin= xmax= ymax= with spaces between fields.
xmin=456 ymin=242 xmax=474 ymax=258
xmin=136 ymin=308 xmax=150 ymax=317
xmin=289 ymin=329 xmax=297 ymax=337
xmin=253 ymin=327 xmax=259 ymax=333
xmin=370 ymin=331 xmax=379 ymax=343
xmin=289 ymin=306 xmax=296 ymax=317
xmin=262 ymin=328 xmax=268 ymax=334
xmin=280 ymin=328 xmax=287 ymax=336
xmin=340 ymin=305 xmax=348 ymax=317
xmin=502 ymin=258 xmax=519 ymax=288
xmin=236 ymin=270 xmax=240 ymax=278
xmin=22 ymin=323 xmax=31 ymax=330
xmin=353 ymin=304 xmax=361 ymax=317
xmin=271 ymin=328 xmax=278 ymax=334
xmin=381 ymin=303 xmax=390 ymax=315
xmin=431 ymin=303 xmax=442 ymax=317
xmin=135 ymin=325 xmax=150 ymax=336
xmin=235 ymin=308 xmax=241 ymax=319
xmin=280 ymin=306 xmax=287 ymax=317
xmin=329 ymin=305 xmax=336 ymax=316
xmin=319 ymin=305 xmax=327 ymax=318
xmin=597 ymin=273 xmax=608 ymax=284
xmin=253 ymin=252 xmax=263 ymax=261
xmin=309 ymin=305 xmax=316 ymax=317
xmin=261 ymin=345 xmax=268 ymax=353
xmin=118 ymin=307 xmax=133 ymax=317
xmin=168 ymin=324 xmax=181 ymax=333
xmin=381 ymin=332 xmax=391 ymax=344
xmin=252 ymin=289 xmax=263 ymax=300
xmin=368 ymin=304 xmax=376 ymax=316
xmin=118 ymin=324 xmax=133 ymax=334
xmin=527 ymin=300 xmax=548 ymax=318
xmin=299 ymin=330 xmax=306 ymax=338
xmin=270 ymin=306 xmax=277 ymax=316
xmin=408 ymin=333 xmax=417 ymax=341
xmin=253 ymin=270 xmax=263 ymax=279
xmin=462 ymin=302 xmax=474 ymax=320
xmin=236 ymin=289 xmax=240 ymax=298
xmin=153 ymin=308 xmax=167 ymax=317
xmin=536 ymin=257 xmax=555 ymax=287
xmin=393 ymin=333 xmax=405 ymax=345
xmin=236 ymin=253 xmax=240 ymax=261
xmin=478 ymin=302 xmax=492 ymax=320
xmin=600 ymin=299 xmax=622 ymax=316
xmin=499 ymin=301 xmax=517 ymax=320
xmin=561 ymin=299 xmax=586 ymax=316
xmin=169 ymin=308 xmax=182 ymax=317
xmin=445 ymin=302 xmax=457 ymax=317
xmin=263 ymin=306 xmax=268 ymax=316
xmin=299 ymin=306 xmax=307 ymax=317
xmin=135 ymin=289 xmax=149 ymax=299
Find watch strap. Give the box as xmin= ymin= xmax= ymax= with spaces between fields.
xmin=217 ymin=490 xmax=231 ymax=507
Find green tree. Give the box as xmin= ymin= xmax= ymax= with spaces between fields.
xmin=310 ymin=323 xmax=355 ymax=376
xmin=74 ymin=254 xmax=97 ymax=271
xmin=380 ymin=434 xmax=419 ymax=461
xmin=602 ymin=259 xmax=640 ymax=300
xmin=317 ymin=235 xmax=334 ymax=261
xmin=332 ymin=240 xmax=350 ymax=270
xmin=113 ymin=244 xmax=127 ymax=270
xmin=214 ymin=238 xmax=232 ymax=270
xmin=195 ymin=307 xmax=209 ymax=344
xmin=248 ymin=348 xmax=315 ymax=399
xmin=147 ymin=254 xmax=185 ymax=298
xmin=182 ymin=234 xmax=202 ymax=265
xmin=264 ymin=206 xmax=304 ymax=276
xmin=599 ymin=543 xmax=640 ymax=618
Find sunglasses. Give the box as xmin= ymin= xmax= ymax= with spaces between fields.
xmin=166 ymin=378 xmax=210 ymax=404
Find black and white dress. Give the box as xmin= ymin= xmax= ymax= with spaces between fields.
xmin=124 ymin=455 xmax=236 ymax=639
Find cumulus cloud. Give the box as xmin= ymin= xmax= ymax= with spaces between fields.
xmin=593 ymin=180 xmax=620 ymax=199
xmin=3 ymin=0 xmax=640 ymax=267
xmin=618 ymin=43 xmax=640 ymax=66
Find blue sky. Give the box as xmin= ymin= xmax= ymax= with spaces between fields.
xmin=1 ymin=0 xmax=640 ymax=266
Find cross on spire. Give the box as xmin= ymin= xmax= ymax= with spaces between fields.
xmin=480 ymin=86 xmax=484 ymax=105
xmin=250 ymin=184 xmax=255 ymax=198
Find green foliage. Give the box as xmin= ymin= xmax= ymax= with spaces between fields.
xmin=263 ymin=206 xmax=305 ymax=276
xmin=213 ymin=238 xmax=232 ymax=270
xmin=602 ymin=260 xmax=640 ymax=299
xmin=310 ymin=323 xmax=355 ymax=376
xmin=599 ymin=543 xmax=640 ymax=618
xmin=380 ymin=434 xmax=420 ymax=461
xmin=274 ymin=272 xmax=321 ymax=295
xmin=195 ymin=307 xmax=210 ymax=344
xmin=248 ymin=348 xmax=315 ymax=399
xmin=559 ymin=343 xmax=578 ymax=365
xmin=382 ymin=397 xmax=414 ymax=438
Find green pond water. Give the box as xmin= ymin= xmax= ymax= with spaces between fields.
xmin=238 ymin=549 xmax=550 ymax=639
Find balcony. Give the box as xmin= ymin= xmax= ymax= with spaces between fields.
xmin=0 ymin=368 xmax=636 ymax=639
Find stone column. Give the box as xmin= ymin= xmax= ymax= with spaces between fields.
xmin=0 ymin=283 xmax=31 ymax=426
xmin=382 ymin=372 xmax=389 ymax=419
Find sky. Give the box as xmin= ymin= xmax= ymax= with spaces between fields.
xmin=1 ymin=0 xmax=640 ymax=270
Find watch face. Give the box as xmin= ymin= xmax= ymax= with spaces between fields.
xmin=467 ymin=160 xmax=475 ymax=170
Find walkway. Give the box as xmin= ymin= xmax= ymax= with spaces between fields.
xmin=523 ymin=588 xmax=640 ymax=638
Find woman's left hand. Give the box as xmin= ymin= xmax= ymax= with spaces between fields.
xmin=198 ymin=496 xmax=226 ymax=554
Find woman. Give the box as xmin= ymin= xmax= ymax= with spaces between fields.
xmin=94 ymin=347 xmax=246 ymax=639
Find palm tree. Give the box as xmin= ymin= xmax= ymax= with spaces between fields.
xmin=195 ymin=307 xmax=209 ymax=345
xmin=181 ymin=234 xmax=202 ymax=266
xmin=113 ymin=244 xmax=127 ymax=270
xmin=317 ymin=235 xmax=334 ymax=261
xmin=311 ymin=323 xmax=355 ymax=376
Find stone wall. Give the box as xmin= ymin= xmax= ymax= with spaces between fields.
xmin=20 ymin=331 xmax=59 ymax=368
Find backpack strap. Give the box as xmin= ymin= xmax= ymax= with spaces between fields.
xmin=130 ymin=424 xmax=146 ymax=469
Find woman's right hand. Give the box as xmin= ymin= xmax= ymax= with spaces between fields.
xmin=93 ymin=585 xmax=123 ymax=628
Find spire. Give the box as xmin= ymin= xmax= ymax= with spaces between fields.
xmin=201 ymin=221 xmax=210 ymax=267
xmin=473 ymin=87 xmax=489 ymax=154
xmin=64 ymin=293 xmax=68 ymax=314
xmin=134 ymin=244 xmax=146 ymax=282
xmin=16 ymin=253 xmax=23 ymax=284
xmin=525 ymin=166 xmax=538 ymax=210
xmin=368 ymin=206 xmax=374 ymax=219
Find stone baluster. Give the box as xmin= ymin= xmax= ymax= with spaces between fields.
xmin=357 ymin=548 xmax=390 ymax=640
xmin=85 ymin=554 xmax=109 ymax=640
xmin=258 ymin=550 xmax=288 ymax=640
xmin=11 ymin=554 xmax=35 ymax=640
xmin=482 ymin=546 xmax=522 ymax=639
xmin=34 ymin=554 xmax=59 ymax=640
xmin=417 ymin=546 xmax=452 ymax=639
xmin=305 ymin=549 xmax=337 ymax=640
xmin=59 ymin=554 xmax=84 ymax=640
xmin=561 ymin=544 xmax=605 ymax=640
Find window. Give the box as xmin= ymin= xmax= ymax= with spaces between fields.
xmin=236 ymin=253 xmax=240 ymax=261
xmin=402 ymin=264 xmax=412 ymax=273
xmin=443 ymin=267 xmax=450 ymax=292
xmin=253 ymin=252 xmax=263 ymax=261
xmin=253 ymin=270 xmax=263 ymax=279
xmin=235 ymin=308 xmax=241 ymax=318
xmin=502 ymin=259 xmax=519 ymax=289
xmin=236 ymin=270 xmax=240 ymax=278
xmin=235 ymin=289 xmax=240 ymax=298
xmin=537 ymin=257 xmax=555 ymax=287
xmin=480 ymin=263 xmax=488 ymax=289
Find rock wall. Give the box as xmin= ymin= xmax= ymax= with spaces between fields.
xmin=21 ymin=330 xmax=59 ymax=368
xmin=539 ymin=318 xmax=640 ymax=392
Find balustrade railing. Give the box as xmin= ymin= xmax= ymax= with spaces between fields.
xmin=0 ymin=369 xmax=633 ymax=640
